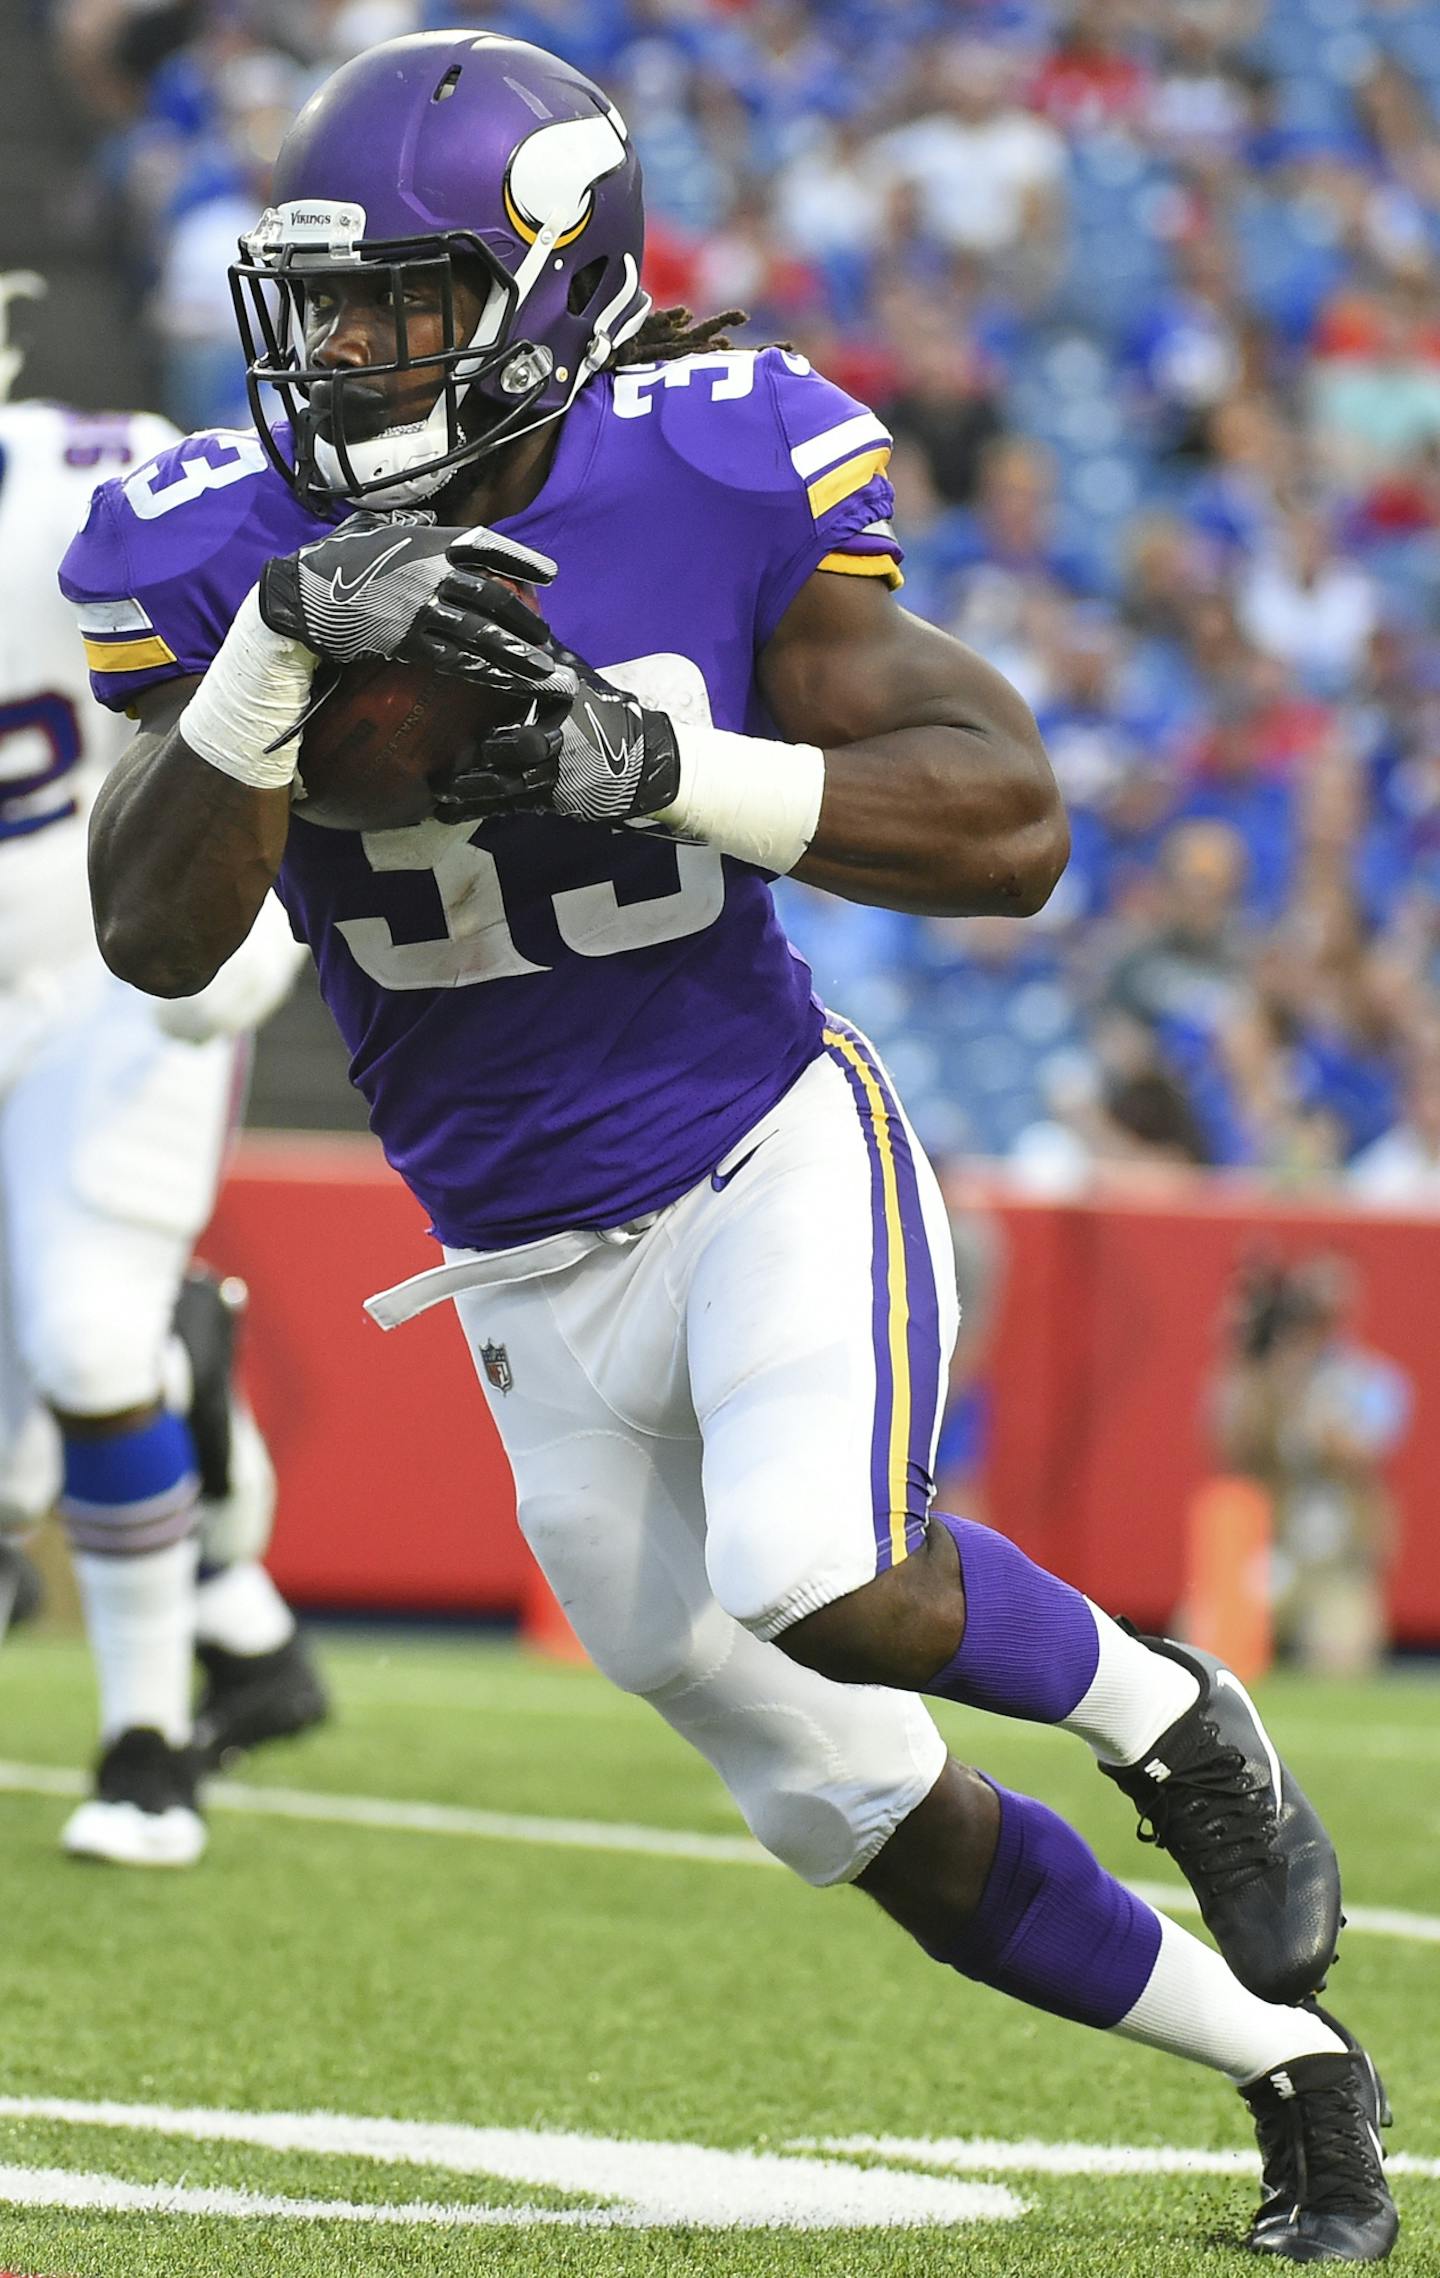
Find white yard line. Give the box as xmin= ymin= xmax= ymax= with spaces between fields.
xmin=1123 ymin=1877 xmax=1440 ymax=1946
xmin=936 ymin=1719 xmax=1440 ymax=1766
xmin=0 ymin=2163 xmax=607 ymax=2227
xmin=0 ymin=1759 xmax=763 ymax=1867
xmin=0 ymin=2102 xmax=1433 ymax=2238
xmin=0 ymin=1757 xmax=1436 ymax=1944
xmin=796 ymin=2136 xmax=1440 ymax=2181
xmin=0 ymin=2105 xmax=1021 ymax=2229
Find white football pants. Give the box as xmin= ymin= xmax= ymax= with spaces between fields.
xmin=380 ymin=1027 xmax=957 ymax=1885
xmin=0 ymin=954 xmax=237 ymax=1523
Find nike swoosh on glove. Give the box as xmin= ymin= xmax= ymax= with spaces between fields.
xmin=423 ymin=533 xmax=681 ymax=828
xmin=258 ymin=511 xmax=557 ymax=668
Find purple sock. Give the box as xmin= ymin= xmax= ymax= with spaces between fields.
xmin=928 ymin=1782 xmax=1161 ymax=2028
xmin=927 ymin=1512 xmax=1100 ymax=1723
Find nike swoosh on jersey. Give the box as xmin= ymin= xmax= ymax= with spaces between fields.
xmin=711 ymin=1142 xmax=764 ymax=1192
xmin=328 ymin=537 xmax=415 ymax=604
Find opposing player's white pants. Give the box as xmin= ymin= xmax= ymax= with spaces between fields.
xmin=0 ymin=955 xmax=238 ymax=1522
xmin=421 ymin=1030 xmax=957 ymax=1885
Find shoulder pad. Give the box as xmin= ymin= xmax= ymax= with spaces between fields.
xmin=603 ymin=347 xmax=898 ymax=536
xmin=60 ymin=426 xmax=329 ymax=706
xmin=607 ymin=348 xmax=791 ymax=493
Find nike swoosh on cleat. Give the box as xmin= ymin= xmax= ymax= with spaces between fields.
xmin=328 ymin=537 xmax=415 ymax=604
xmin=1214 ymin=1667 xmax=1284 ymax=1801
xmin=711 ymin=1143 xmax=764 ymax=1193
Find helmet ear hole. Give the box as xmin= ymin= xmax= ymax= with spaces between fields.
xmin=566 ymin=257 xmax=607 ymax=317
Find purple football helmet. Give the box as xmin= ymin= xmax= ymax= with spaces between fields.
xmin=230 ymin=31 xmax=651 ymax=506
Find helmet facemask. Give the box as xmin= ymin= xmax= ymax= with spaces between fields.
xmin=232 ymin=204 xmax=565 ymax=507
xmin=232 ymin=178 xmax=648 ymax=508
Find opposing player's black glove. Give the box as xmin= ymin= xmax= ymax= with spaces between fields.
xmin=258 ymin=512 xmax=557 ymax=668
xmin=418 ymin=534 xmax=682 ymax=828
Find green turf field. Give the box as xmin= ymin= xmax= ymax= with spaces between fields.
xmin=0 ymin=1631 xmax=1434 ymax=2275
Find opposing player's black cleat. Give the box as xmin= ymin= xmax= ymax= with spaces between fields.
xmin=193 ymin=1633 xmax=330 ymax=1771
xmin=172 ymin=1263 xmax=245 ymax=1500
xmin=61 ymin=1728 xmax=207 ymax=1867
xmin=1242 ymin=2009 xmax=1397 ymax=2262
xmin=1100 ymin=1634 xmax=1342 ymax=2005
xmin=0 ymin=1538 xmax=45 ymax=1636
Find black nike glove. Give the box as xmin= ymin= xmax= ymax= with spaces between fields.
xmin=421 ymin=534 xmax=682 ymax=828
xmin=258 ymin=512 xmax=557 ymax=668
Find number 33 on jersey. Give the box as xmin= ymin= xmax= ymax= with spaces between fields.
xmin=60 ymin=347 xmax=904 ymax=1250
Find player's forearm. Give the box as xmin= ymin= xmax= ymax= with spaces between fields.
xmin=793 ymin=725 xmax=1070 ymax=918
xmin=757 ymin=577 xmax=1068 ymax=916
xmin=91 ymin=584 xmax=316 ymax=995
xmin=89 ymin=728 xmax=289 ymax=996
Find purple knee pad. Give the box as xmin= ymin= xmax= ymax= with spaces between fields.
xmin=929 ymin=1781 xmax=1161 ymax=2029
xmin=927 ymin=1512 xmax=1100 ymax=1722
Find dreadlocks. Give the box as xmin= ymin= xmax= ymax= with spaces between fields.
xmin=621 ymin=305 xmax=749 ymax=364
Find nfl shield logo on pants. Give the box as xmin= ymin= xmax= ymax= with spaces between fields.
xmin=481 ymin=1341 xmax=513 ymax=1395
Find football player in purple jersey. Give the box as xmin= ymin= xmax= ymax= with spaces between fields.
xmin=74 ymin=32 xmax=1392 ymax=2260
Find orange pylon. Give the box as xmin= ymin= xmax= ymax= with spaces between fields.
xmin=1183 ymin=1475 xmax=1273 ymax=1684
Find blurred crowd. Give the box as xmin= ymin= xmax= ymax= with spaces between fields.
xmin=43 ymin=0 xmax=1440 ymax=1197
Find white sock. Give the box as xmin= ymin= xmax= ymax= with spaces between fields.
xmin=194 ymin=1560 xmax=295 ymax=1657
xmin=74 ymin=1536 xmax=199 ymax=1747
xmin=1062 ymin=1604 xmax=1200 ymax=1765
xmin=1115 ymin=1913 xmax=1347 ymax=2085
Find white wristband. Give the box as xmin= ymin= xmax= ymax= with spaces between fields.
xmin=179 ymin=584 xmax=318 ymax=791
xmin=654 ymin=722 xmax=825 ymax=875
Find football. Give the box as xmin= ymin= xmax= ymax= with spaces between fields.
xmin=292 ymin=580 xmax=540 ymax=833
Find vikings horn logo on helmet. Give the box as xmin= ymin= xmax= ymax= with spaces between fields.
xmin=502 ymin=110 xmax=631 ymax=250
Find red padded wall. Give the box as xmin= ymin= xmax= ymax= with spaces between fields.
xmin=207 ymin=1141 xmax=1440 ymax=1639
xmin=970 ymin=1183 xmax=1439 ymax=1642
xmin=205 ymin=1134 xmax=524 ymax=1612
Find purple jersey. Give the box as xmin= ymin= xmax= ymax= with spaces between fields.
xmin=62 ymin=349 xmax=902 ymax=1248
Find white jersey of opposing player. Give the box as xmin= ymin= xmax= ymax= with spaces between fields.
xmin=0 ymin=399 xmax=290 ymax=1550
xmin=0 ymin=399 xmax=179 ymax=983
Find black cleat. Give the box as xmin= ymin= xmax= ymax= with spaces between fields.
xmin=172 ymin=1264 xmax=246 ymax=1500
xmin=0 ymin=1539 xmax=45 ymax=1635
xmin=1100 ymin=1635 xmax=1342 ymax=2005
xmin=193 ymin=1632 xmax=330 ymax=1771
xmin=1242 ymin=2011 xmax=1398 ymax=2262
xmin=62 ymin=1728 xmax=206 ymax=1867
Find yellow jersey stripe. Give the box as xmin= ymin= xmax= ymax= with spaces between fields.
xmin=817 ymin=550 xmax=904 ymax=589
xmin=83 ymin=632 xmax=176 ymax=673
xmin=822 ymin=1025 xmax=911 ymax=1568
xmin=807 ymin=445 xmax=891 ymax=520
